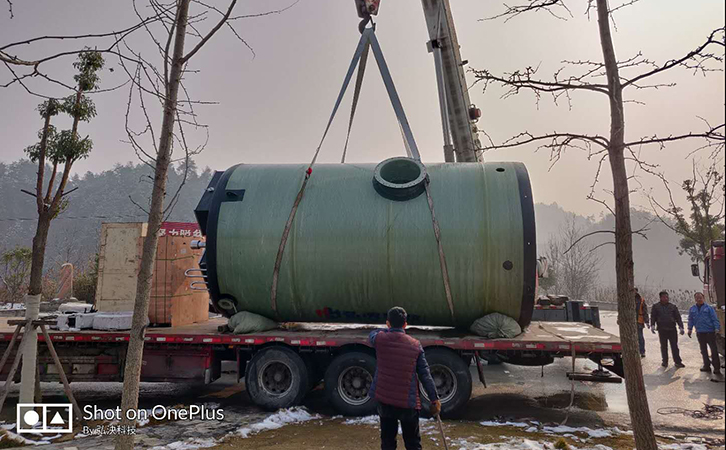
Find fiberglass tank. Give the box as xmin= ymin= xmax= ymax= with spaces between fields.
xmin=194 ymin=157 xmax=536 ymax=328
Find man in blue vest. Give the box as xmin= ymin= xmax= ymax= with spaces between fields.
xmin=369 ymin=307 xmax=441 ymax=450
xmin=688 ymin=292 xmax=722 ymax=375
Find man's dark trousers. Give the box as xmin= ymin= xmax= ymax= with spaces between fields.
xmin=378 ymin=403 xmax=421 ymax=450
xmin=697 ymin=332 xmax=721 ymax=371
xmin=658 ymin=329 xmax=682 ymax=365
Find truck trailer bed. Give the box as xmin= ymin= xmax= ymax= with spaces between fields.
xmin=0 ymin=317 xmax=620 ymax=355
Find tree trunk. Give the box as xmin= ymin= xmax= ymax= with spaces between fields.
xmin=596 ymin=1 xmax=657 ymax=449
xmin=115 ymin=2 xmax=190 ymax=449
xmin=28 ymin=212 xmax=51 ymax=296
xmin=35 ymin=113 xmax=52 ymax=213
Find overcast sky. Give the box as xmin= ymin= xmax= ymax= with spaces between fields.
xmin=1 ymin=0 xmax=724 ymax=217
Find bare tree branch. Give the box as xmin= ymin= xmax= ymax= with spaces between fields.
xmin=622 ymin=28 xmax=725 ymax=89
xmin=624 ymin=124 xmax=725 ymax=150
xmin=181 ymin=0 xmax=237 ymax=63
xmin=481 ymin=0 xmax=572 ymax=22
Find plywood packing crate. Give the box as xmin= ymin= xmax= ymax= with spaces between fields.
xmin=95 ymin=222 xmax=208 ymax=326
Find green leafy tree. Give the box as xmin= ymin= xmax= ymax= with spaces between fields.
xmin=652 ymin=162 xmax=725 ymax=264
xmin=0 ymin=247 xmax=32 ymax=303
xmin=23 ymin=50 xmax=104 ymax=298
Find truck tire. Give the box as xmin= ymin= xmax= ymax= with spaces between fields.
xmin=324 ymin=351 xmax=377 ymax=416
xmin=245 ymin=346 xmax=309 ymax=411
xmin=419 ymin=348 xmax=472 ymax=418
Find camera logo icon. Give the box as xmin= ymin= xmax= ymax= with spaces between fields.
xmin=16 ymin=403 xmax=73 ymax=434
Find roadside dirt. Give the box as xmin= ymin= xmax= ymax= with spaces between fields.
xmin=207 ymin=418 xmax=694 ymax=450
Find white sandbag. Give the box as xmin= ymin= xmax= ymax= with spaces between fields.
xmin=55 ymin=312 xmax=96 ymax=330
xmin=55 ymin=314 xmax=70 ymax=331
xmin=93 ymin=311 xmax=141 ymax=331
xmin=74 ymin=313 xmax=96 ymax=329
xmin=58 ymin=302 xmax=93 ymax=314
xmin=228 ymin=311 xmax=278 ymax=334
xmin=470 ymin=313 xmax=522 ymax=339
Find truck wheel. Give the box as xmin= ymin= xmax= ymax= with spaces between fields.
xmin=245 ymin=346 xmax=309 ymax=411
xmin=324 ymin=351 xmax=377 ymax=416
xmin=420 ymin=349 xmax=472 ymax=418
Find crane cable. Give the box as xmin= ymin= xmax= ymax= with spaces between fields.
xmin=270 ymin=24 xmax=455 ymax=322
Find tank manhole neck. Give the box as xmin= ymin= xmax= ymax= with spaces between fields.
xmin=372 ymin=157 xmax=427 ymax=201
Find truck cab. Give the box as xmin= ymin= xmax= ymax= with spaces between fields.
xmin=693 ymin=240 xmax=725 ymax=357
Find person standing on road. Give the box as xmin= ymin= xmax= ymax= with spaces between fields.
xmin=369 ymin=307 xmax=441 ymax=450
xmin=651 ymin=290 xmax=685 ymax=368
xmin=635 ymin=291 xmax=650 ymax=358
xmin=687 ymin=292 xmax=722 ymax=375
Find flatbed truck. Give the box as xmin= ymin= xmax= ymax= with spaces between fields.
xmin=1 ymin=316 xmax=622 ymax=417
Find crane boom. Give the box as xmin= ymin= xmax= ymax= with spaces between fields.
xmin=421 ymin=0 xmax=482 ymax=162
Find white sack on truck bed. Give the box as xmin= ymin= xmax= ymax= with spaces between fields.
xmin=92 ymin=311 xmax=141 ymax=331
xmin=470 ymin=313 xmax=522 ymax=339
xmin=228 ymin=311 xmax=278 ymax=334
xmin=58 ymin=302 xmax=93 ymax=314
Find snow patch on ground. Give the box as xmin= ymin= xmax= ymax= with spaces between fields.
xmin=150 ymin=437 xmax=217 ymax=450
xmin=0 ymin=303 xmax=25 ymax=310
xmin=452 ymin=437 xmax=615 ymax=449
xmin=480 ymin=420 xmax=530 ymax=428
xmin=343 ymin=415 xmax=379 ymax=426
xmin=660 ymin=444 xmax=708 ymax=450
xmin=149 ymin=408 xmax=318 ymax=450
xmin=235 ymin=407 xmax=319 ymax=438
xmin=541 ymin=425 xmax=613 ymax=438
xmin=479 ymin=420 xmax=614 ymax=438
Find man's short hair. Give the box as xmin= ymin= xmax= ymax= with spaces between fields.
xmin=387 ymin=307 xmax=407 ymax=328
xmin=695 ymin=292 xmax=705 ymax=298
xmin=659 ymin=290 xmax=668 ymax=297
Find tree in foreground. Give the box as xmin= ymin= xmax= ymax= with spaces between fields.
xmin=18 ymin=50 xmax=104 ymax=404
xmin=474 ymin=2 xmax=724 ymax=449
xmin=113 ymin=1 xmax=298 ymax=448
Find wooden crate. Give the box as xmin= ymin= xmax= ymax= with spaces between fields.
xmin=95 ymin=222 xmax=208 ymax=327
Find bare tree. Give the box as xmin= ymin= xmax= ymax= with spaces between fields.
xmin=473 ymin=2 xmax=724 ymax=449
xmin=113 ymin=1 xmax=297 ymax=448
xmin=545 ymin=216 xmax=601 ymax=299
xmin=650 ymin=161 xmax=725 ymax=266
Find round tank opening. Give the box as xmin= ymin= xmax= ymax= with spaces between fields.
xmin=373 ymin=157 xmax=428 ymax=201
xmin=379 ymin=159 xmax=422 ymax=186
xmin=496 ymin=167 xmax=505 ymax=172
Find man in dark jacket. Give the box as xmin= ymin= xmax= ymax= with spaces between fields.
xmin=651 ymin=290 xmax=685 ymax=368
xmin=369 ymin=307 xmax=441 ymax=450
xmin=635 ymin=291 xmax=650 ymax=358
xmin=687 ymin=292 xmax=722 ymax=375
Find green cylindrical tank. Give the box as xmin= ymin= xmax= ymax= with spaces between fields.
xmin=195 ymin=158 xmax=536 ymax=328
